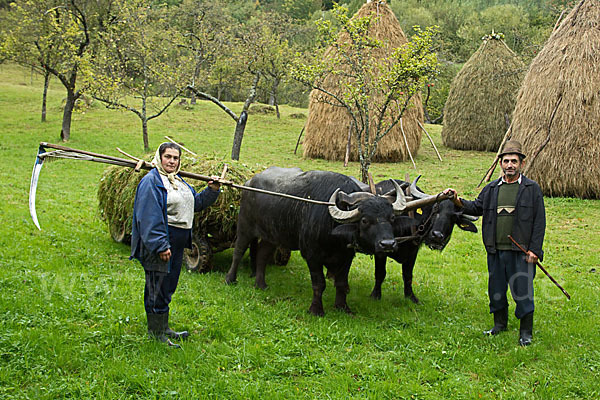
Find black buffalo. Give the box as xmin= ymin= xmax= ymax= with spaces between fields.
xmin=225 ymin=167 xmax=409 ymax=316
xmin=370 ymin=177 xmax=478 ymax=304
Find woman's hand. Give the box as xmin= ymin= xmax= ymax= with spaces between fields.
xmin=159 ymin=249 xmax=172 ymax=262
xmin=208 ymin=175 xmax=221 ymax=191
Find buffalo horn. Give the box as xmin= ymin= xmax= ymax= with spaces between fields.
xmin=409 ymin=175 xmax=429 ymax=199
xmin=328 ymin=189 xmax=361 ymax=223
xmin=388 ymin=179 xmax=407 ymax=213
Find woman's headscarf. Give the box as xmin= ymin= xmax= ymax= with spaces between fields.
xmin=151 ymin=143 xmax=183 ymax=189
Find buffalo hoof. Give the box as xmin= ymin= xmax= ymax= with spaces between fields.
xmin=224 ymin=274 xmax=237 ymax=285
xmin=309 ymin=305 xmax=325 ymax=317
xmin=254 ymin=282 xmax=268 ymax=290
xmin=370 ymin=289 xmax=382 ymax=300
xmin=335 ymin=304 xmax=353 ymax=314
xmin=405 ymin=293 xmax=420 ymax=304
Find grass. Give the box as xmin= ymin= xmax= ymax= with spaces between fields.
xmin=1 ymin=63 xmax=599 ymax=399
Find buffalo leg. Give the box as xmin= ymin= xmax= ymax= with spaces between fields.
xmin=307 ymin=261 xmax=326 ymax=316
xmin=249 ymin=238 xmax=258 ymax=278
xmin=402 ymin=251 xmax=420 ymax=304
xmin=225 ymin=234 xmax=254 ymax=284
xmin=370 ymin=255 xmax=387 ymax=300
xmin=332 ymin=266 xmax=352 ymax=314
xmin=254 ymin=240 xmax=276 ymax=290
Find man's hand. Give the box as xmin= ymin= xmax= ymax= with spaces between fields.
xmin=159 ymin=249 xmax=172 ymax=262
xmin=443 ymin=188 xmax=463 ymax=208
xmin=525 ymin=251 xmax=538 ymax=264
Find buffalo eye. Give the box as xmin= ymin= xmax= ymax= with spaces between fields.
xmin=390 ymin=215 xmax=395 ymax=223
xmin=361 ymin=217 xmax=369 ymax=226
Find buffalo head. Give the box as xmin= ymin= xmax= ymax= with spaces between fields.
xmin=410 ymin=176 xmax=478 ymax=250
xmin=327 ymin=180 xmax=407 ymax=254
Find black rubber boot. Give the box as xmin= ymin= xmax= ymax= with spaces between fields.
xmin=519 ymin=312 xmax=533 ymax=346
xmin=483 ymin=308 xmax=508 ymax=335
xmin=147 ymin=313 xmax=180 ymax=348
xmin=165 ymin=313 xmax=189 ymax=341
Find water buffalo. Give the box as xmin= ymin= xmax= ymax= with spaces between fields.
xmin=225 ymin=167 xmax=410 ymax=316
xmin=370 ymin=177 xmax=478 ymax=304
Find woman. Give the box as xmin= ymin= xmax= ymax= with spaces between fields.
xmin=130 ymin=142 xmax=220 ymax=347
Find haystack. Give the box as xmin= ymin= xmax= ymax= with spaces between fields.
xmin=442 ymin=33 xmax=524 ymax=151
xmin=510 ymin=0 xmax=600 ymax=198
xmin=303 ymin=1 xmax=424 ymax=163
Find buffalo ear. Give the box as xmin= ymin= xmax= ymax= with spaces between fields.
xmin=457 ymin=216 xmax=478 ymax=233
xmin=331 ymin=224 xmax=357 ymax=242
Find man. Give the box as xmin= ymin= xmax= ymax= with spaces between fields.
xmin=444 ymin=140 xmax=546 ymax=346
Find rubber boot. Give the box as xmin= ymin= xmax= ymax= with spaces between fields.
xmin=147 ymin=313 xmax=180 ymax=348
xmin=165 ymin=312 xmax=189 ymax=341
xmin=483 ymin=308 xmax=508 ymax=335
xmin=519 ymin=312 xmax=533 ymax=346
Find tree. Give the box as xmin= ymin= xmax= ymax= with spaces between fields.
xmin=90 ymin=0 xmax=186 ymax=151
xmin=186 ymin=10 xmax=297 ymax=160
xmin=3 ymin=0 xmax=114 ymax=141
xmin=292 ymin=3 xmax=439 ymax=182
xmin=174 ymin=0 xmax=231 ymax=105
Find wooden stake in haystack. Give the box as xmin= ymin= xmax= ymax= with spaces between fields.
xmin=29 ymin=142 xmax=453 ymax=230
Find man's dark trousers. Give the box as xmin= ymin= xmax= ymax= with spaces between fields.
xmin=487 ymin=250 xmax=535 ymax=319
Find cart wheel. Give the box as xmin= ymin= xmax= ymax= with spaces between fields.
xmin=184 ymin=236 xmax=212 ymax=273
xmin=273 ymin=247 xmax=291 ymax=266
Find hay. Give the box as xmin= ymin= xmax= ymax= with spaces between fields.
xmin=303 ymin=1 xmax=424 ymax=162
xmin=510 ymin=0 xmax=600 ymax=199
xmin=97 ymin=154 xmax=262 ymax=244
xmin=442 ymin=33 xmax=524 ymax=151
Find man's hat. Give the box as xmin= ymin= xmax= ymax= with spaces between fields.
xmin=499 ymin=140 xmax=526 ymax=159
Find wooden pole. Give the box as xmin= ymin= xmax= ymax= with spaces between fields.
xmin=417 ymin=121 xmax=442 ymax=162
xmin=400 ymin=118 xmax=416 ymax=169
xmin=164 ymin=136 xmax=198 ymax=156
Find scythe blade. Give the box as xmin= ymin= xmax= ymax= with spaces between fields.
xmin=29 ymin=145 xmax=47 ymax=230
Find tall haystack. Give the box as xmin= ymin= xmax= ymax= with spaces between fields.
xmin=303 ymin=1 xmax=424 ymax=162
xmin=442 ymin=33 xmax=524 ymax=151
xmin=510 ymin=0 xmax=600 ymax=198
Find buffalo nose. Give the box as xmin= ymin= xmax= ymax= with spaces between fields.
xmin=379 ymin=239 xmax=397 ymax=251
xmin=432 ymin=231 xmax=444 ymax=239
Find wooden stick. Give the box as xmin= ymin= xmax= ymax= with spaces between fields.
xmin=294 ymin=125 xmax=305 ymax=155
xmin=400 ymin=118 xmax=416 ymax=169
xmin=39 ymin=142 xmax=335 ymax=206
xmin=524 ymin=95 xmax=563 ymax=176
xmin=344 ymin=121 xmax=353 ymax=167
xmin=417 ymin=121 xmax=442 ymax=161
xmin=164 ymin=136 xmax=197 ymax=156
xmin=508 ymin=235 xmax=571 ymax=300
xmin=553 ymin=9 xmax=567 ymax=32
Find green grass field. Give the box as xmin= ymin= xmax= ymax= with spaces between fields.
xmin=1 ymin=63 xmax=599 ymax=399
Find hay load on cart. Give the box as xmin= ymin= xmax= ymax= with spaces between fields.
xmin=97 ymin=154 xmax=291 ymax=272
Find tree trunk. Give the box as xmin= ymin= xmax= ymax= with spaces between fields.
xmin=142 ymin=118 xmax=149 ymax=152
xmin=60 ymin=91 xmax=76 ymax=141
xmin=231 ymin=72 xmax=260 ymax=160
xmin=230 ymin=111 xmax=248 ymax=161
xmin=142 ymin=95 xmax=149 ymax=152
xmin=190 ymin=91 xmax=197 ymax=105
xmin=41 ymin=71 xmax=50 ymax=122
xmin=360 ymin=159 xmax=371 ymax=183
xmin=269 ymin=77 xmax=281 ymax=119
